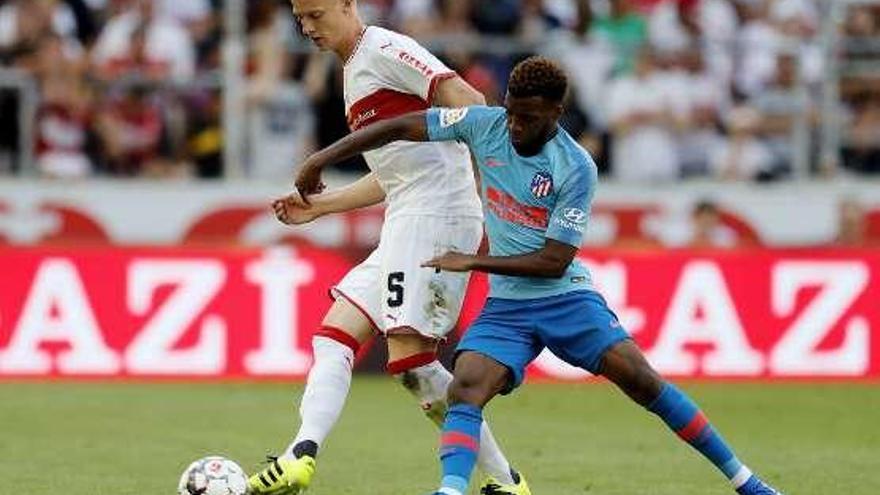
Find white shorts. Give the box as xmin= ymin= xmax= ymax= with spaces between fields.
xmin=331 ymin=214 xmax=483 ymax=339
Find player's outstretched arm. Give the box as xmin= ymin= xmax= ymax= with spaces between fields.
xmin=295 ymin=112 xmax=430 ymax=196
xmin=423 ymin=239 xmax=578 ymax=278
xmin=309 ymin=172 xmax=386 ymax=214
xmin=273 ymin=173 xmax=385 ymax=225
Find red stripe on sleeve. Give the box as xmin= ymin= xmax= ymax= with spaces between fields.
xmin=427 ymin=72 xmax=458 ymax=105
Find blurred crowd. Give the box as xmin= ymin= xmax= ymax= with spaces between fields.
xmin=0 ymin=0 xmax=223 ymax=178
xmin=0 ymin=0 xmax=879 ymax=181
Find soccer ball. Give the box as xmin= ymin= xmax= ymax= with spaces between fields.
xmin=177 ymin=456 xmax=248 ymax=495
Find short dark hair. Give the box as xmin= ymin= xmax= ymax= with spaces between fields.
xmin=507 ymin=56 xmax=568 ymax=103
xmin=693 ymin=199 xmax=720 ymax=216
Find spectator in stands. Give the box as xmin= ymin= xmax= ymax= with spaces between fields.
xmin=301 ymin=52 xmax=366 ymax=174
xmin=559 ymin=3 xmax=617 ymax=145
xmin=708 ymin=105 xmax=774 ymax=181
xmin=700 ymin=0 xmax=739 ymax=81
xmin=435 ymin=0 xmax=476 ymax=36
xmin=647 ymin=0 xmax=695 ymax=54
xmin=840 ymin=5 xmax=880 ymax=175
xmin=471 ymin=0 xmax=521 ymax=35
xmin=245 ymin=0 xmax=314 ymax=180
xmin=469 ymin=0 xmax=524 ymax=97
xmin=842 ymin=90 xmax=880 ymax=174
xmin=390 ymin=0 xmax=435 ymax=36
xmin=607 ymin=47 xmax=681 ymax=181
xmin=63 ymin=0 xmax=101 ymax=46
xmin=446 ymin=51 xmax=503 ymax=104
xmin=94 ymin=82 xmax=173 ymax=177
xmin=354 ymin=0 xmax=390 ymax=25
xmin=750 ymin=52 xmax=813 ymax=176
xmin=386 ymin=0 xmax=474 ymax=38
xmin=186 ymin=88 xmax=222 ymax=179
xmin=588 ymin=0 xmax=648 ymax=75
xmin=519 ymin=0 xmax=567 ymax=42
xmin=155 ymin=0 xmax=212 ymax=28
xmin=835 ymin=199 xmax=868 ymax=247
xmin=33 ymin=33 xmax=95 ymax=178
xmin=734 ymin=0 xmax=782 ymax=97
xmin=246 ymin=0 xmax=290 ymax=105
xmin=558 ymin=39 xmax=614 ymax=146
xmin=539 ymin=0 xmax=581 ymax=30
xmin=395 ymin=0 xmax=500 ymax=103
xmin=677 ymin=45 xmax=726 ymax=177
xmin=0 ymin=0 xmax=82 ymax=68
xmin=686 ymin=199 xmax=741 ymax=248
xmin=844 ymin=4 xmax=878 ymax=37
xmin=0 ymin=0 xmax=91 ymax=175
xmin=647 ymin=0 xmax=738 ymax=85
xmin=153 ymin=0 xmax=220 ymax=70
xmin=95 ymin=21 xmax=169 ymax=82
xmin=770 ymin=0 xmax=822 ymax=86
xmin=92 ymin=0 xmax=195 ymax=82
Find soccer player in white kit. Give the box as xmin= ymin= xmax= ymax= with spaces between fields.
xmin=248 ymin=2 xmax=530 ymax=495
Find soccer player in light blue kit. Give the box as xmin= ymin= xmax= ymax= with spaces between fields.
xmin=289 ymin=56 xmax=783 ymax=495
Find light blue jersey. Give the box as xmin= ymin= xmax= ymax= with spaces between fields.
xmin=426 ymin=105 xmax=597 ymax=300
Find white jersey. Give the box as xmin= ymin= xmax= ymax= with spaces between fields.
xmin=343 ymin=26 xmax=483 ymax=220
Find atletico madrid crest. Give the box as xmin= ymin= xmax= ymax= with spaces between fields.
xmin=530 ymin=171 xmax=554 ymax=198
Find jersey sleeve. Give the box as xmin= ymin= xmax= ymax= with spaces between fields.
xmin=425 ymin=105 xmax=493 ymax=146
xmin=373 ymin=34 xmax=456 ymax=103
xmin=546 ymin=160 xmax=596 ymax=247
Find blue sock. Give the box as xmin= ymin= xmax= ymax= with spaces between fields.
xmin=648 ymin=382 xmax=752 ymax=488
xmin=437 ymin=403 xmax=482 ymax=495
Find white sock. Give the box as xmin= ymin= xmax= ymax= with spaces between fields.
xmin=395 ymin=360 xmax=516 ymax=485
xmin=283 ymin=336 xmax=354 ymax=459
xmin=731 ymin=466 xmax=753 ymax=488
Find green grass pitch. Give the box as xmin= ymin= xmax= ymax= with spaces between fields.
xmin=1 ymin=378 xmax=878 ymax=494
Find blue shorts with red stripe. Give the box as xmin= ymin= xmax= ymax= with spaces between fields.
xmin=456 ymin=289 xmax=630 ymax=392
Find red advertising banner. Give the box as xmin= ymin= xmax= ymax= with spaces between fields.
xmin=0 ymin=246 xmax=878 ymax=380
xmin=528 ymin=250 xmax=880 ymax=380
xmin=0 ymin=246 xmax=351 ymax=378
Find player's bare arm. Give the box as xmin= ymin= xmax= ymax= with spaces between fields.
xmin=433 ymin=76 xmax=486 ymax=107
xmin=274 ymin=172 xmax=385 ymax=224
xmin=422 ymin=239 xmax=578 ymax=278
xmin=294 ymin=112 xmax=430 ymax=195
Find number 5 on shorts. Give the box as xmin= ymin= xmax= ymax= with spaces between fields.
xmin=387 ymin=272 xmax=405 ymax=307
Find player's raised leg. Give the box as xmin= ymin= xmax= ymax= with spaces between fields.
xmin=426 ymin=296 xmax=543 ymax=495
xmin=386 ymin=333 xmax=525 ymax=492
xmin=430 ymin=351 xmax=511 ymax=495
xmin=380 ymin=214 xmax=528 ymax=494
xmin=530 ymin=289 xmax=783 ymax=495
xmin=248 ymin=297 xmax=373 ymax=495
xmin=599 ymin=340 xmax=784 ymax=495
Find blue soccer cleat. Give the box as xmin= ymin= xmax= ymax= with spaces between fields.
xmin=736 ymin=474 xmax=783 ymax=495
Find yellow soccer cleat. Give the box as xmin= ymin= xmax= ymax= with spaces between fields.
xmin=479 ymin=472 xmax=532 ymax=495
xmin=247 ymin=456 xmax=316 ymax=495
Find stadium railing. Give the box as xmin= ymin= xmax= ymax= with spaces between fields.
xmin=0 ymin=68 xmax=37 ymax=176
